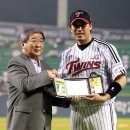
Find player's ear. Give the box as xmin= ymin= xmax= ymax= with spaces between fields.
xmin=70 ymin=26 xmax=73 ymax=33
xmin=70 ymin=28 xmax=72 ymax=33
xmin=89 ymin=23 xmax=93 ymax=30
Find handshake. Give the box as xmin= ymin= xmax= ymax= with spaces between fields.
xmin=47 ymin=69 xmax=59 ymax=79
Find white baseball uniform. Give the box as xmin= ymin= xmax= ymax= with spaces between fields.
xmin=58 ymin=38 xmax=126 ymax=130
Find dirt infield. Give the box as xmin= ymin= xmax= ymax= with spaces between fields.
xmin=117 ymin=124 xmax=130 ymax=128
xmin=52 ymin=123 xmax=130 ymax=128
xmin=0 ymin=120 xmax=5 ymax=127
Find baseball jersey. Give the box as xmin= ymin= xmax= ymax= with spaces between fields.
xmin=58 ymin=37 xmax=126 ymax=107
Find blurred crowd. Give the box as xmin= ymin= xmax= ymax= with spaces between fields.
xmin=0 ymin=71 xmax=8 ymax=95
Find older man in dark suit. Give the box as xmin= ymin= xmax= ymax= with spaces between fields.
xmin=7 ymin=29 xmax=69 ymax=130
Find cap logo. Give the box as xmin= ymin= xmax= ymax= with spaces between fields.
xmin=75 ymin=11 xmax=83 ymax=17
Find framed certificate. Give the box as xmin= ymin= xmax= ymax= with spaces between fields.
xmin=53 ymin=77 xmax=104 ymax=98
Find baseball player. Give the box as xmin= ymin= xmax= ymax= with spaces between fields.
xmin=58 ymin=10 xmax=127 ymax=130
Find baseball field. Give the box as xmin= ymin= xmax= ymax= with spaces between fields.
xmin=0 ymin=117 xmax=129 ymax=130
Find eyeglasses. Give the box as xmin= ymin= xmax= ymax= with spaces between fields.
xmin=28 ymin=38 xmax=44 ymax=44
xmin=73 ymin=21 xmax=87 ymax=29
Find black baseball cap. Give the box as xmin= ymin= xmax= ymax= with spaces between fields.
xmin=70 ymin=10 xmax=91 ymax=25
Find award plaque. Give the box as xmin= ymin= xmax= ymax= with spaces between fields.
xmin=53 ymin=77 xmax=104 ymax=98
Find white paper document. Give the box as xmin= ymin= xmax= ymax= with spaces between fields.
xmin=65 ymin=80 xmax=89 ymax=96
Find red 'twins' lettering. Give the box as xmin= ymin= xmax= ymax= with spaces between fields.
xmin=66 ymin=58 xmax=101 ymax=76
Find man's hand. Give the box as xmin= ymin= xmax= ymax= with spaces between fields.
xmin=47 ymin=69 xmax=59 ymax=78
xmin=51 ymin=69 xmax=59 ymax=77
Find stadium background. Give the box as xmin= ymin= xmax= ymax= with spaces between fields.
xmin=0 ymin=0 xmax=130 ymax=129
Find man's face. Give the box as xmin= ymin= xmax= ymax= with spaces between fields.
xmin=22 ymin=33 xmax=44 ymax=59
xmin=70 ymin=20 xmax=92 ymax=43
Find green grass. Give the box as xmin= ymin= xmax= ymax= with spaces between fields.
xmin=0 ymin=117 xmax=6 ymax=130
xmin=117 ymin=118 xmax=130 ymax=130
xmin=52 ymin=117 xmax=70 ymax=130
xmin=0 ymin=117 xmax=130 ymax=130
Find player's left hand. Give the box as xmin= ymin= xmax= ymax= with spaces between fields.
xmin=83 ymin=93 xmax=111 ymax=104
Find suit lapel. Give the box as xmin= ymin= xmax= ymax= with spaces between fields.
xmin=26 ymin=60 xmax=36 ymax=75
xmin=20 ymin=53 xmax=51 ymax=74
xmin=41 ymin=61 xmax=44 ymax=71
xmin=20 ymin=53 xmax=36 ymax=75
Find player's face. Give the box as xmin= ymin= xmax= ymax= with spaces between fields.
xmin=70 ymin=20 xmax=92 ymax=44
xmin=22 ymin=33 xmax=44 ymax=60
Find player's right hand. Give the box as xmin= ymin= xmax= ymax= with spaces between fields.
xmin=71 ymin=96 xmax=81 ymax=102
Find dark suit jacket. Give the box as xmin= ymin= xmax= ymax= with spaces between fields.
xmin=7 ymin=53 xmax=70 ymax=130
